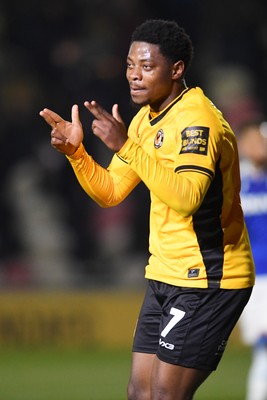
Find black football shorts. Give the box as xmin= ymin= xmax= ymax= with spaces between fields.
xmin=132 ymin=279 xmax=252 ymax=370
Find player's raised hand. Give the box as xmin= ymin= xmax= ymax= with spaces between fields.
xmin=39 ymin=105 xmax=83 ymax=156
xmin=84 ymin=100 xmax=127 ymax=152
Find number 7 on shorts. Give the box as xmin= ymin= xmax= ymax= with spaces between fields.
xmin=161 ymin=307 xmax=186 ymax=338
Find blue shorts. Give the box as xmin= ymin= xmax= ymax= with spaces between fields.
xmin=133 ymin=280 xmax=252 ymax=370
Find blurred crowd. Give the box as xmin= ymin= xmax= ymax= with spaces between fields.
xmin=0 ymin=0 xmax=267 ymax=288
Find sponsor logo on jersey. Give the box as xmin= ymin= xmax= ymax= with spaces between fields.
xmin=154 ymin=129 xmax=164 ymax=149
xmin=159 ymin=338 xmax=174 ymax=350
xmin=188 ymin=268 xmax=200 ymax=278
xmin=180 ymin=126 xmax=209 ymax=155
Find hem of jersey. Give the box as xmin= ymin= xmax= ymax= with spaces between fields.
xmin=145 ymin=272 xmax=254 ymax=290
xmin=144 ymin=272 xmax=209 ymax=289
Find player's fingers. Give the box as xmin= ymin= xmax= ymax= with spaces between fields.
xmin=84 ymin=100 xmax=112 ymax=121
xmin=51 ymin=128 xmax=69 ymax=145
xmin=91 ymin=121 xmax=104 ymax=137
xmin=51 ymin=136 xmax=65 ymax=145
xmin=40 ymin=108 xmax=63 ymax=123
xmin=40 ymin=108 xmax=63 ymax=128
xmin=112 ymin=104 xmax=124 ymax=124
xmin=39 ymin=110 xmax=55 ymax=128
xmin=71 ymin=104 xmax=80 ymax=125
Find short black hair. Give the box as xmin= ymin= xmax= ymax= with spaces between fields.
xmin=131 ymin=19 xmax=193 ymax=74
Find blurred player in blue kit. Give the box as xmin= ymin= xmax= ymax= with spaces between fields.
xmin=40 ymin=19 xmax=254 ymax=400
xmin=238 ymin=121 xmax=267 ymax=400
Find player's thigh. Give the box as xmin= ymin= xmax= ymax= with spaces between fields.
xmin=128 ymin=352 xmax=156 ymax=400
xmin=151 ymin=356 xmax=212 ymax=400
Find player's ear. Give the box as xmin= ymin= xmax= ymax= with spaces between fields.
xmin=172 ymin=60 xmax=184 ymax=80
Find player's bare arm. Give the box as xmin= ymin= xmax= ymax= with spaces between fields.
xmin=39 ymin=105 xmax=83 ymax=156
xmin=84 ymin=100 xmax=127 ymax=152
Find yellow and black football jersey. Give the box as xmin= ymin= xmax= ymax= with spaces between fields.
xmin=67 ymin=87 xmax=255 ymax=289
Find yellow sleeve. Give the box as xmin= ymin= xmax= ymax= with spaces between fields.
xmin=117 ymin=139 xmax=212 ymax=217
xmin=66 ymin=144 xmax=140 ymax=207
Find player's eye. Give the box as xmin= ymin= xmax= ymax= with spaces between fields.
xmin=143 ymin=64 xmax=152 ymax=71
xmin=127 ymin=62 xmax=134 ymax=69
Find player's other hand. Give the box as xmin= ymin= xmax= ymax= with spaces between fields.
xmin=84 ymin=100 xmax=127 ymax=152
xmin=39 ymin=105 xmax=83 ymax=156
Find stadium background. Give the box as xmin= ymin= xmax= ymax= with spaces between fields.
xmin=0 ymin=0 xmax=266 ymax=398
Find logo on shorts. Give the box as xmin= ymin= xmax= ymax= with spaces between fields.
xmin=154 ymin=129 xmax=164 ymax=149
xmin=188 ymin=268 xmax=200 ymax=278
xmin=159 ymin=338 xmax=174 ymax=350
xmin=180 ymin=126 xmax=209 ymax=155
xmin=215 ymin=339 xmax=228 ymax=356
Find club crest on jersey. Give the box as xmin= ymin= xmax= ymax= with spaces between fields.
xmin=180 ymin=126 xmax=209 ymax=155
xmin=154 ymin=129 xmax=164 ymax=149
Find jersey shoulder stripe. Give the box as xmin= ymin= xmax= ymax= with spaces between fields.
xmin=175 ymin=165 xmax=214 ymax=180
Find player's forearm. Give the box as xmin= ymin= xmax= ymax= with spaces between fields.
xmin=118 ymin=139 xmax=211 ymax=216
xmin=66 ymin=144 xmax=139 ymax=207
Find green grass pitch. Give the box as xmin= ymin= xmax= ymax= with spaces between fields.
xmin=0 ymin=344 xmax=251 ymax=399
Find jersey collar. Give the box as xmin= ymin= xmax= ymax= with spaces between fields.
xmin=149 ymin=87 xmax=192 ymax=126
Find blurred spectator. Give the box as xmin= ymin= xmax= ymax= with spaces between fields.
xmin=238 ymin=121 xmax=267 ymax=400
xmin=204 ymin=65 xmax=263 ymax=132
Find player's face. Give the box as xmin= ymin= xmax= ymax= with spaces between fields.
xmin=239 ymin=126 xmax=267 ymax=167
xmin=126 ymin=41 xmax=180 ymax=111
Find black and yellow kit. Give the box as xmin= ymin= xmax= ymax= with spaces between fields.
xmin=67 ymin=87 xmax=255 ymax=289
